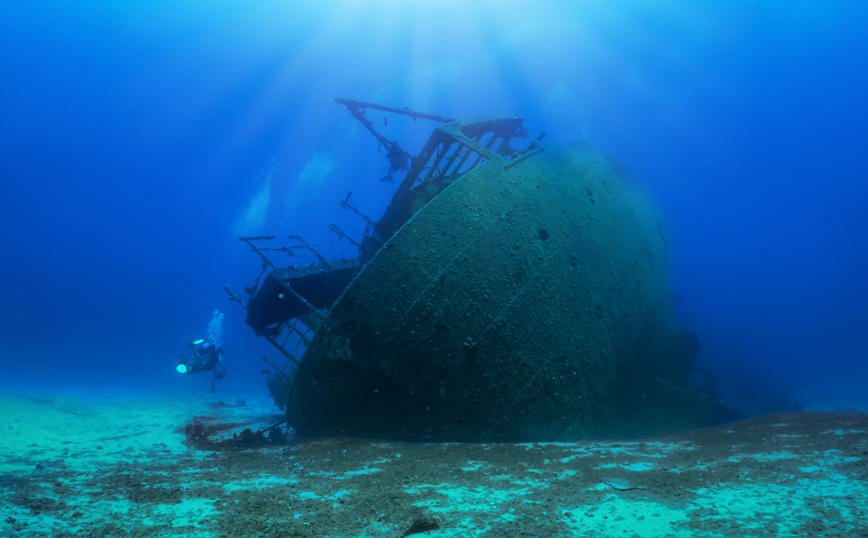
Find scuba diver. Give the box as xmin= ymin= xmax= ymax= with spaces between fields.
xmin=177 ymin=311 xmax=226 ymax=393
xmin=177 ymin=339 xmax=226 ymax=393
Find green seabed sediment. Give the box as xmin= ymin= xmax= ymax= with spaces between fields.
xmin=1 ymin=393 xmax=865 ymax=537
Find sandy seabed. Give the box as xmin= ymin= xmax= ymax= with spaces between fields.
xmin=0 ymin=391 xmax=866 ymax=538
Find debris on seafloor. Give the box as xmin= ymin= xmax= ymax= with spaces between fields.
xmin=224 ymin=97 xmax=733 ymax=442
xmin=185 ymin=418 xmax=206 ymax=442
xmin=207 ymin=398 xmax=246 ymax=410
xmin=182 ymin=416 xmax=295 ymax=450
xmin=601 ymin=477 xmax=650 ymax=491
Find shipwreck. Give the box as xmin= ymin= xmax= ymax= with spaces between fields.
xmin=225 ymin=98 xmax=724 ymax=441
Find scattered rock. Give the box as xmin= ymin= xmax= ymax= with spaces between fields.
xmin=401 ymin=515 xmax=439 ymax=537
xmin=601 ymin=477 xmax=649 ymax=491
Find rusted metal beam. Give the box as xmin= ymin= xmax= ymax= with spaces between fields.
xmin=287 ymin=235 xmax=327 ymax=264
xmin=328 ymin=223 xmax=361 ymax=249
xmin=335 ymin=98 xmax=456 ymax=123
xmin=223 ymin=285 xmax=247 ymax=308
xmin=239 ymin=235 xmax=276 ymax=241
xmin=264 ymin=334 xmax=301 ymax=366
xmin=340 ymin=192 xmax=376 ymax=227
xmin=241 ymin=238 xmax=277 ymax=270
xmin=505 ymin=143 xmax=545 ymax=169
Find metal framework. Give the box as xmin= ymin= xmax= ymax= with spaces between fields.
xmin=226 ymin=98 xmax=542 ymax=366
xmin=224 ymin=235 xmax=329 ymax=365
xmin=334 ymin=98 xmax=533 ymax=261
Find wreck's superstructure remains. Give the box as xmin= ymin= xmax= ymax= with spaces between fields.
xmin=226 ymin=98 xmax=716 ymax=441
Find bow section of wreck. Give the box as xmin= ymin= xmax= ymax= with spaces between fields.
xmin=225 ymin=98 xmax=721 ymax=441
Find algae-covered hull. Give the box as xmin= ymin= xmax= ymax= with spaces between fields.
xmin=286 ymin=141 xmax=706 ymax=441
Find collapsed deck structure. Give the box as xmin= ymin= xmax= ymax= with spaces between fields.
xmin=226 ymin=98 xmax=721 ymax=441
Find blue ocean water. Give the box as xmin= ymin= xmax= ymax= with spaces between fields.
xmin=1 ymin=1 xmax=865 ymax=415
